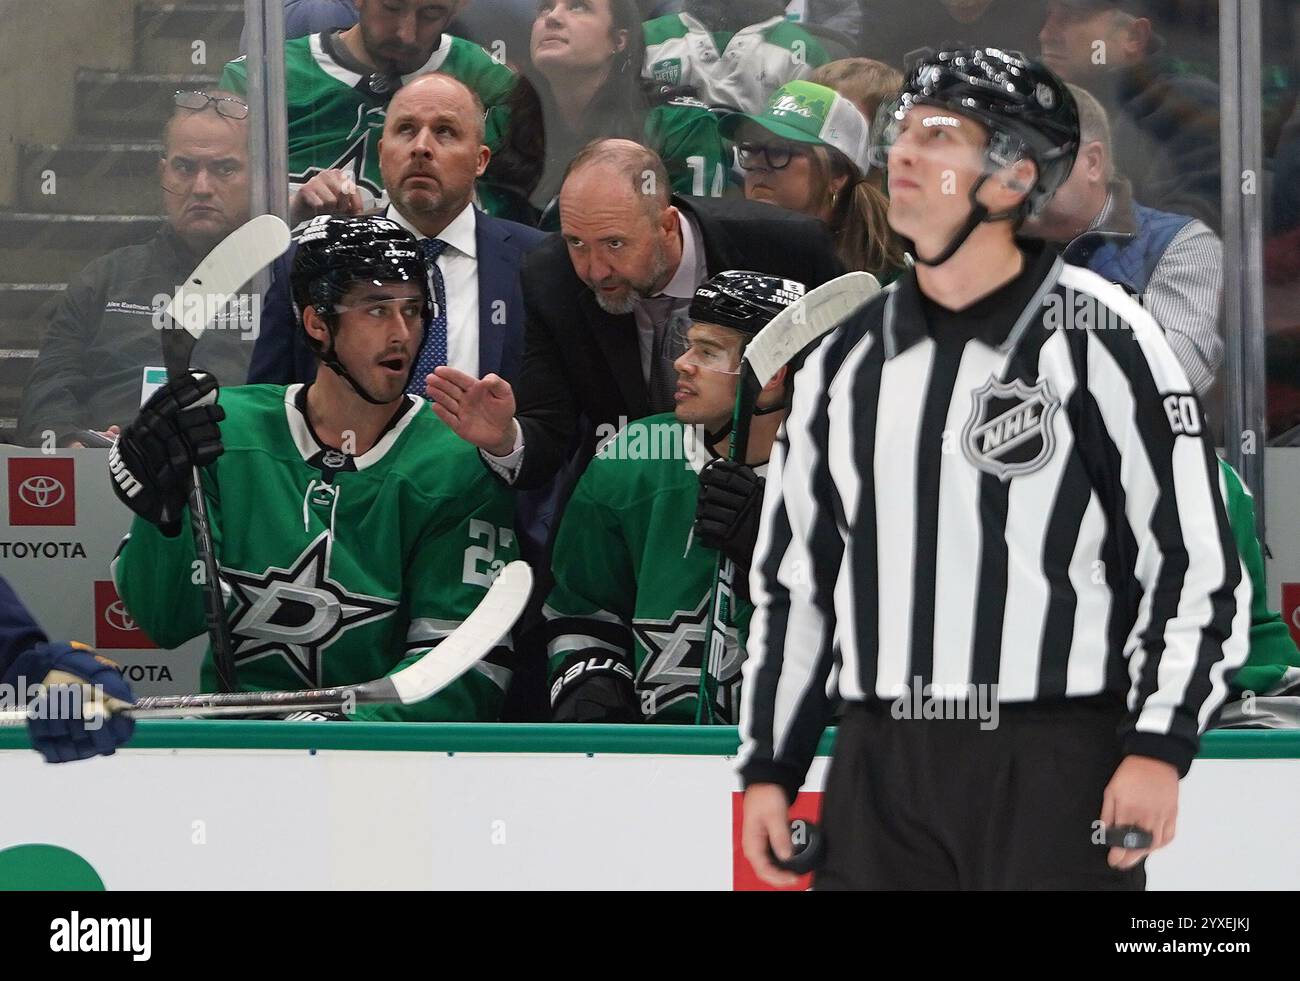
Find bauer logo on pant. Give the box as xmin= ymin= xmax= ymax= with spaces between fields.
xmin=961 ymin=377 xmax=1060 ymax=480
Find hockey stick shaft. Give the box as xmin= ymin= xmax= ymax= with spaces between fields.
xmin=0 ymin=561 xmax=532 ymax=724
xmin=694 ymin=371 xmax=761 ymax=725
xmin=693 ymin=272 xmax=882 ymax=724
xmin=159 ymin=214 xmax=291 ymax=693
xmin=160 ymin=340 xmax=239 ymax=694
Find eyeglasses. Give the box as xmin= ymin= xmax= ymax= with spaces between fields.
xmin=174 ymin=90 xmax=249 ymax=120
xmin=668 ymin=323 xmax=742 ymax=375
xmin=735 ymin=141 xmax=806 ymax=172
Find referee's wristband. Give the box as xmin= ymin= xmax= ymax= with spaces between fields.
xmin=1122 ymin=732 xmax=1196 ymax=779
xmin=740 ymin=760 xmax=809 ymax=806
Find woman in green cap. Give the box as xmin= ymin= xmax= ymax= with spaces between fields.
xmin=721 ymin=78 xmax=906 ymax=281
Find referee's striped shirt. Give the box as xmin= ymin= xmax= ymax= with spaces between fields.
xmin=738 ymin=247 xmax=1251 ymax=799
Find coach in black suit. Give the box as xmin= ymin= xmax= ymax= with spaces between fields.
xmin=428 ymin=139 xmax=845 ymax=490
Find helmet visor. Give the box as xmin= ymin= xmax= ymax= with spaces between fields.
xmin=668 ymin=321 xmax=743 ymax=375
xmin=870 ymin=95 xmax=1036 ymax=198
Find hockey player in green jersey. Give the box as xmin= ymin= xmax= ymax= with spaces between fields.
xmin=544 ymin=270 xmax=803 ymax=723
xmin=220 ymin=0 xmax=515 ymax=214
xmin=108 ymin=215 xmax=518 ymax=721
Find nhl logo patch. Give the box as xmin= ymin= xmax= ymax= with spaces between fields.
xmin=961 ymin=377 xmax=1060 ymax=480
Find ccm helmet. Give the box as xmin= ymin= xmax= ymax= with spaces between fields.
xmin=291 ymin=214 xmax=432 ymax=403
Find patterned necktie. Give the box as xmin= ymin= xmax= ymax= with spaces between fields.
xmin=407 ymin=237 xmax=449 ymax=396
xmin=645 ymin=295 xmax=686 ymax=415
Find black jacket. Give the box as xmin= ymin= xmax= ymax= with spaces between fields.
xmin=509 ymin=195 xmax=845 ymax=490
xmin=18 ymin=226 xmax=293 ymax=445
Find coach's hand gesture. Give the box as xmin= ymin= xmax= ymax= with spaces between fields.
xmin=427 ymin=366 xmax=518 ymax=457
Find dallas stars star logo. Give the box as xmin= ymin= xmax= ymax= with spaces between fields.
xmin=222 ymin=532 xmax=397 ymax=686
xmin=632 ymin=594 xmax=745 ymax=722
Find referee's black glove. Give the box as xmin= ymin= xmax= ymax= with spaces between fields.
xmin=695 ymin=458 xmax=764 ymax=576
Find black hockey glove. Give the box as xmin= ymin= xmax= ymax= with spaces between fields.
xmin=108 ymin=371 xmax=225 ymax=537
xmin=552 ymin=674 xmax=642 ymax=724
xmin=695 ymin=458 xmax=765 ymax=572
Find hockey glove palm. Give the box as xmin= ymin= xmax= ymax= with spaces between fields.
xmin=695 ymin=458 xmax=765 ymax=572
xmin=108 ymin=371 xmax=225 ymax=536
xmin=10 ymin=642 xmax=136 ymax=763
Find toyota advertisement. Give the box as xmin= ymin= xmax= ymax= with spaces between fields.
xmin=0 ymin=450 xmax=202 ymax=693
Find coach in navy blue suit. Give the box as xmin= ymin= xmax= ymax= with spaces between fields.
xmin=249 ymin=73 xmax=546 ymax=387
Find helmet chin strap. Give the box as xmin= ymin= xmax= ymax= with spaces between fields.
xmin=315 ymin=316 xmax=396 ymax=407
xmin=910 ymin=172 xmax=1022 ymax=267
xmin=704 ymin=394 xmax=786 ymax=449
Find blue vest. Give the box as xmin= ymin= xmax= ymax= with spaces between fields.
xmin=1064 ymin=201 xmax=1194 ymax=295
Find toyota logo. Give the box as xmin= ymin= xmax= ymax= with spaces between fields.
xmin=104 ymin=601 xmax=138 ymax=632
xmin=17 ymin=475 xmax=65 ymax=509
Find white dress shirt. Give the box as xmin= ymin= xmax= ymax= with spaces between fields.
xmin=388 ymin=201 xmax=480 ymax=377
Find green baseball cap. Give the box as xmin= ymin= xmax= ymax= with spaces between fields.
xmin=720 ymin=80 xmax=872 ymax=173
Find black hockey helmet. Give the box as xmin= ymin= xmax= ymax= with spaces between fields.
xmin=290 ymin=214 xmax=432 ymax=404
xmin=291 ymin=214 xmax=432 ymax=323
xmin=688 ymin=270 xmax=807 ymax=337
xmin=871 ymin=47 xmax=1080 ymax=265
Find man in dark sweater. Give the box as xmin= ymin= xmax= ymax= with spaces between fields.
xmin=18 ymin=91 xmax=291 ymax=447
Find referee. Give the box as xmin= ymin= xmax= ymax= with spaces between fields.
xmin=738 ymin=48 xmax=1250 ymax=890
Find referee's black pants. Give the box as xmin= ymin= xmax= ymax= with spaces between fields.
xmin=816 ymin=697 xmax=1146 ymax=891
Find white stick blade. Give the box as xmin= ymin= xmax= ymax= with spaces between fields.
xmin=744 ymin=271 xmax=881 ymax=386
xmin=389 ymin=560 xmax=534 ymax=704
xmin=166 ymin=214 xmax=292 ymax=340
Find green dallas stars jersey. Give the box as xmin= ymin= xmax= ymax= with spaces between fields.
xmin=544 ymin=414 xmax=757 ymax=724
xmin=642 ymin=12 xmax=830 ymax=113
xmin=112 ymin=384 xmax=518 ymax=722
xmin=220 ymin=32 xmax=515 ymax=210
xmin=1220 ymin=458 xmax=1300 ymax=696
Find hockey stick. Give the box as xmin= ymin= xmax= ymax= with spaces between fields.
xmin=0 ymin=561 xmax=532 ymax=723
xmin=694 ymin=271 xmax=882 ymax=724
xmin=158 ymin=214 xmax=292 ymax=693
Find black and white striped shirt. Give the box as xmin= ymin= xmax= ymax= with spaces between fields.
xmin=738 ymin=246 xmax=1250 ymax=798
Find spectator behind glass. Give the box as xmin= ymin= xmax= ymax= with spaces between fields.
xmin=220 ymin=0 xmax=515 ymax=214
xmin=18 ymin=92 xmax=292 ymax=448
xmin=243 ymin=0 xmax=537 ymax=65
xmin=856 ymin=0 xmax=1048 ymax=70
xmin=788 ymin=1 xmax=871 ymax=54
xmin=1038 ymin=0 xmax=1221 ymax=229
xmin=642 ymin=1 xmax=831 ymax=113
xmin=810 ymin=56 xmax=903 ymax=125
xmin=1024 ymin=84 xmax=1224 ymax=397
xmin=721 ymin=80 xmax=906 ymax=280
xmin=480 ymin=0 xmax=728 ymax=226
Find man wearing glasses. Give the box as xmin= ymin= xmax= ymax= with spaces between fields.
xmin=18 ymin=90 xmax=293 ymax=447
xmin=543 ymin=271 xmax=799 ymax=724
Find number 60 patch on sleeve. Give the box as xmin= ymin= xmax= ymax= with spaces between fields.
xmin=1162 ymin=394 xmax=1202 ymax=435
